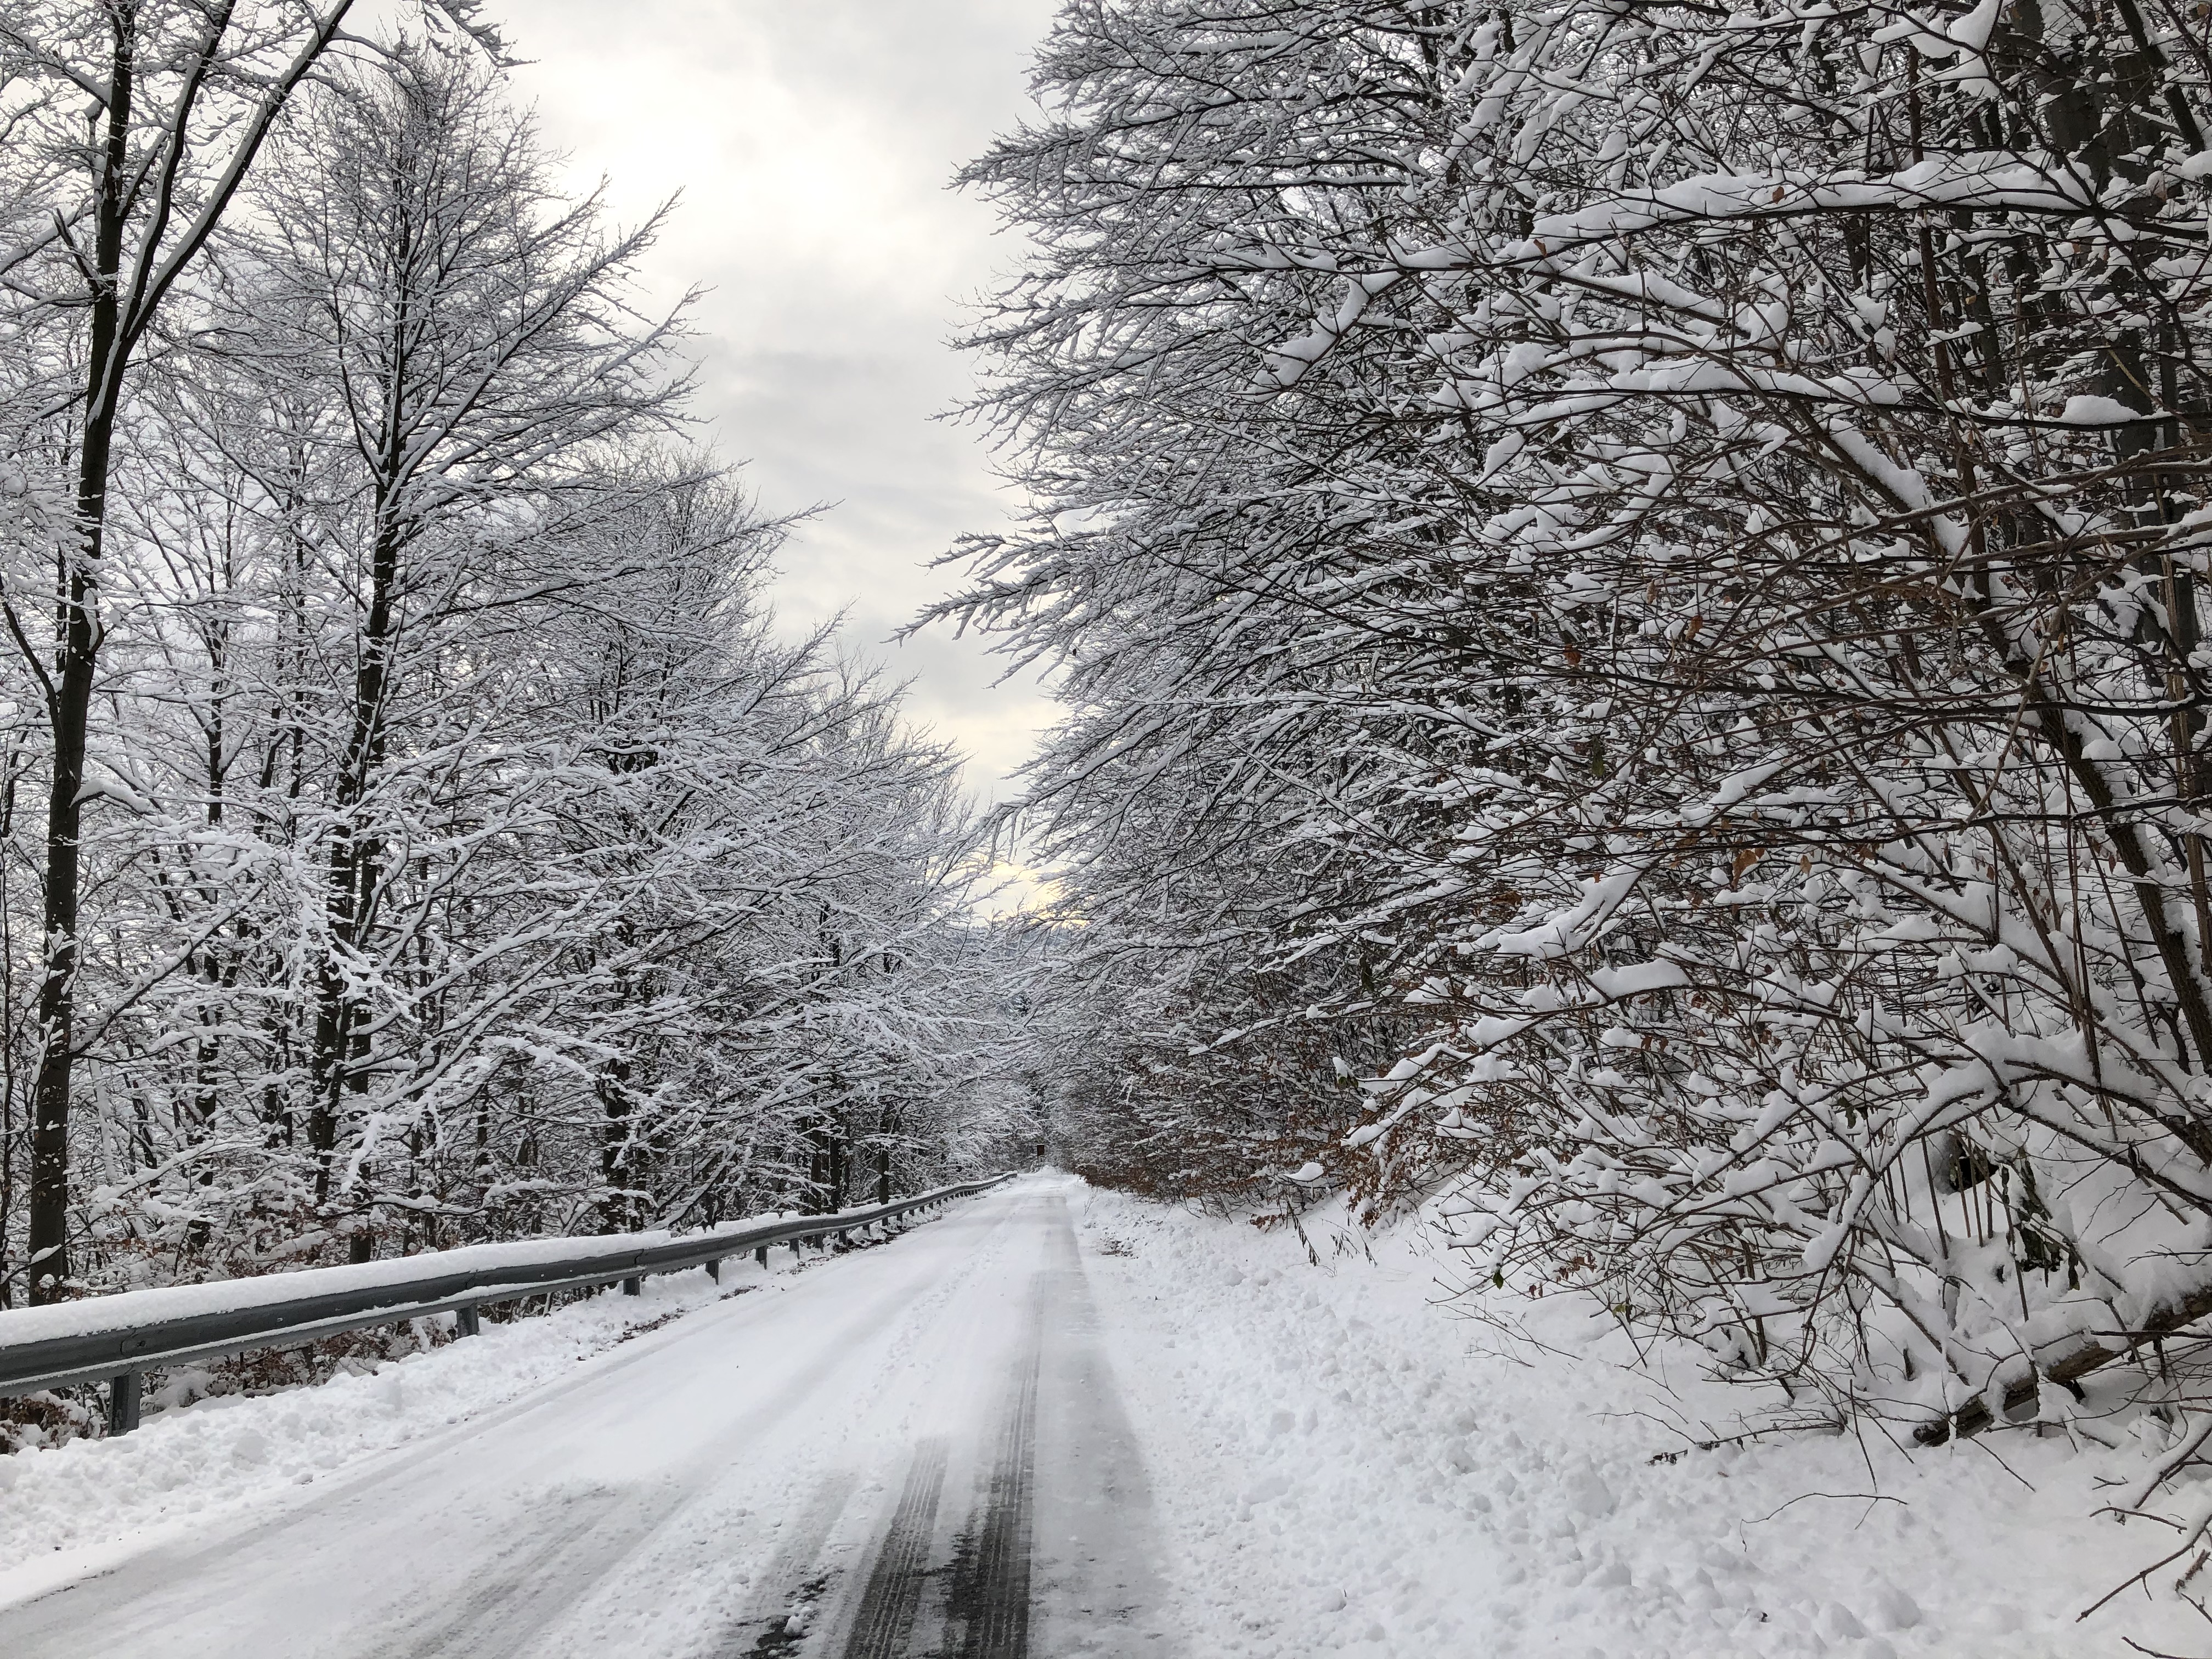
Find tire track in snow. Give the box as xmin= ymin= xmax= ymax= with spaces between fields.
xmin=836 ymin=1439 xmax=950 ymax=1659
xmin=714 ymin=1470 xmax=857 ymax=1656
xmin=719 ymin=1199 xmax=1046 ymax=1659
xmin=393 ymin=1211 xmax=1034 ymax=1659
xmin=758 ymin=1199 xmax=1051 ymax=1659
xmin=943 ymin=1296 xmax=1041 ymax=1659
xmin=405 ymin=1487 xmax=629 ymax=1659
xmin=822 ymin=1190 xmax=1172 ymax=1658
xmin=324 ymin=1275 xmax=932 ymax=1659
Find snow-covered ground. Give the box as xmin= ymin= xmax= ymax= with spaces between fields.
xmin=2 ymin=1175 xmax=2203 ymax=1656
xmin=0 ymin=1263 xmax=744 ymax=1601
xmin=1070 ymin=1183 xmax=2204 ymax=1658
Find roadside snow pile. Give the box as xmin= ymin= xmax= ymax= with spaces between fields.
xmin=1073 ymin=1186 xmax=2207 ymax=1658
xmin=0 ymin=1262 xmax=753 ymax=1606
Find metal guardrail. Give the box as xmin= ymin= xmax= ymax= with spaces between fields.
xmin=0 ymin=1175 xmax=1012 ymax=1435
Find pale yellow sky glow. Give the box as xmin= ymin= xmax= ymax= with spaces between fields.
xmin=973 ymin=858 xmax=1067 ymax=919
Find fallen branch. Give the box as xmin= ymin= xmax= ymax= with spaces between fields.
xmin=2083 ymin=1499 xmax=2212 ymax=1623
xmin=1918 ymin=1284 xmax=2212 ymax=1446
xmin=1746 ymin=1491 xmax=1906 ymax=1525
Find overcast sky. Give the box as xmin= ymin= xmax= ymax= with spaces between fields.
xmin=480 ymin=0 xmax=1061 ymax=802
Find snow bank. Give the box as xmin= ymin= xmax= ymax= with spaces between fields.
xmin=1072 ymin=1186 xmax=2210 ymax=1657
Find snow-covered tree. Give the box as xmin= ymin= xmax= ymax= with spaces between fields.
xmin=0 ymin=0 xmax=361 ymax=1302
xmin=955 ymin=0 xmax=2212 ymax=1441
xmin=0 ymin=32 xmax=1031 ymax=1307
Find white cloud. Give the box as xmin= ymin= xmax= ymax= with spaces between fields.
xmin=482 ymin=0 xmax=1059 ymax=799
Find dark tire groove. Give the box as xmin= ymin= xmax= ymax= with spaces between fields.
xmin=840 ymin=1439 xmax=951 ymax=1659
xmin=944 ymin=1331 xmax=1040 ymax=1658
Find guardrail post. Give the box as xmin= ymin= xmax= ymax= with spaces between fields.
xmin=455 ymin=1304 xmax=481 ymax=1338
xmin=756 ymin=1245 xmax=769 ymax=1268
xmin=622 ymin=1277 xmax=642 ymax=1296
xmin=706 ymin=1259 xmax=720 ymax=1285
xmin=108 ymin=1370 xmax=142 ymax=1436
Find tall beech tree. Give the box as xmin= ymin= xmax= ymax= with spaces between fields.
xmin=245 ymin=47 xmax=689 ymax=1239
xmin=0 ymin=0 xmax=354 ymax=1302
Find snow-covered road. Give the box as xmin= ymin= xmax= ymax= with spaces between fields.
xmin=0 ymin=1179 xmax=1171 ymax=1659
xmin=23 ymin=1170 xmax=2191 ymax=1656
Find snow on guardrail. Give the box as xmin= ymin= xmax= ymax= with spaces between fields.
xmin=0 ymin=1173 xmax=1013 ymax=1428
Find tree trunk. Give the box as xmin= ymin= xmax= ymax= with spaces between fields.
xmin=308 ymin=495 xmax=403 ymax=1205
xmin=26 ymin=13 xmax=135 ymax=1303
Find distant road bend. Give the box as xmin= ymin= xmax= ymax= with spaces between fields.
xmin=0 ymin=1180 xmax=1173 ymax=1659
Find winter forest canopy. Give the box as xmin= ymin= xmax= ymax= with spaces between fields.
xmin=960 ymin=0 xmax=2212 ymax=1449
xmin=0 ymin=0 xmax=1041 ymax=1322
xmin=18 ymin=0 xmax=2212 ymax=1479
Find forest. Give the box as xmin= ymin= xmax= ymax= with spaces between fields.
xmin=10 ymin=0 xmax=2212 ymax=1468
xmin=960 ymin=0 xmax=2212 ymax=1447
xmin=0 ymin=0 xmax=1039 ymax=1321
xmin=9 ymin=0 xmax=2212 ymax=1645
